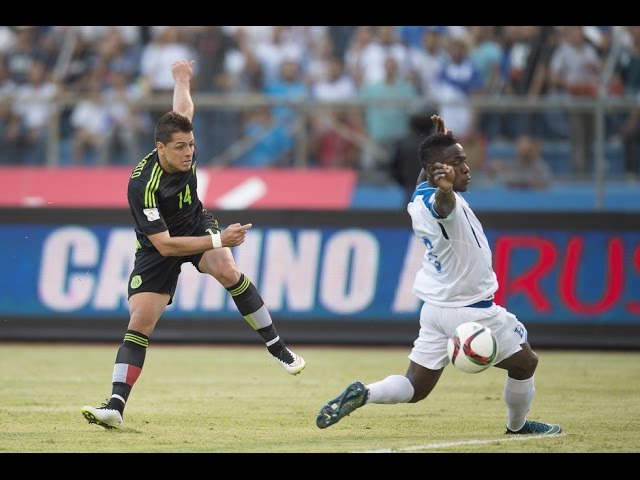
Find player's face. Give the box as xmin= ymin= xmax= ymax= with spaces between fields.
xmin=442 ymin=143 xmax=471 ymax=192
xmin=158 ymin=131 xmax=196 ymax=173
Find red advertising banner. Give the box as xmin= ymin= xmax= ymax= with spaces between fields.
xmin=0 ymin=167 xmax=357 ymax=210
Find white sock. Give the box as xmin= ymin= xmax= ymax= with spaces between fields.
xmin=366 ymin=375 xmax=414 ymax=404
xmin=504 ymin=375 xmax=535 ymax=431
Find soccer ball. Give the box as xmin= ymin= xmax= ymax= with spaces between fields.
xmin=447 ymin=321 xmax=497 ymax=374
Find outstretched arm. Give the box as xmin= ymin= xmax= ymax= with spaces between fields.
xmin=415 ymin=114 xmax=449 ymax=186
xmin=148 ymin=223 xmax=253 ymax=257
xmin=172 ymin=59 xmax=195 ymax=122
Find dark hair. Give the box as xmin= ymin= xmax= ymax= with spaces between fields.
xmin=418 ymin=131 xmax=458 ymax=168
xmin=154 ymin=111 xmax=193 ymax=144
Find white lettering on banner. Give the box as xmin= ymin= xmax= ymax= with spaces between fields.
xmin=39 ymin=226 xmax=99 ymax=311
xmin=36 ymin=225 xmax=419 ymax=316
xmin=94 ymin=229 xmax=136 ymax=310
xmin=393 ymin=235 xmax=426 ymax=312
xmin=261 ymin=229 xmax=321 ymax=310
xmin=320 ymin=230 xmax=377 ymax=313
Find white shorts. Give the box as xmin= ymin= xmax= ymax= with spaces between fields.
xmin=408 ymin=302 xmax=528 ymax=371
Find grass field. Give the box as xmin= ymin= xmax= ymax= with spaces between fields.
xmin=1 ymin=343 xmax=639 ymax=453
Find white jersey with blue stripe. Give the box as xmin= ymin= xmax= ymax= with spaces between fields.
xmin=407 ymin=182 xmax=498 ymax=307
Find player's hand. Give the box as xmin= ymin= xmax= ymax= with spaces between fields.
xmin=172 ymin=59 xmax=195 ymax=82
xmin=430 ymin=114 xmax=449 ymax=135
xmin=221 ymin=223 xmax=252 ymax=247
xmin=432 ymin=162 xmax=454 ymax=192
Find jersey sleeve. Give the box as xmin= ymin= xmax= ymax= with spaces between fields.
xmin=128 ymin=177 xmax=168 ymax=235
xmin=413 ymin=184 xmax=447 ymax=219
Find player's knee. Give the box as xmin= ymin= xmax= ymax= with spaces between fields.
xmin=408 ymin=380 xmax=431 ymax=403
xmin=509 ymin=350 xmax=538 ymax=378
xmin=210 ymin=261 xmax=240 ymax=286
xmin=526 ymin=351 xmax=539 ymax=376
xmin=409 ymin=389 xmax=429 ymax=403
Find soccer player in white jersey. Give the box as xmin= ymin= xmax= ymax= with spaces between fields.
xmin=316 ymin=115 xmax=562 ymax=435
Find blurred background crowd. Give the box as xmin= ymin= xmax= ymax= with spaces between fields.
xmin=0 ymin=25 xmax=639 ymax=193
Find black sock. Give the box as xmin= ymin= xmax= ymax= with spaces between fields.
xmin=108 ymin=330 xmax=148 ymax=414
xmin=257 ymin=324 xmax=287 ymax=356
xmin=227 ymin=274 xmax=288 ymax=354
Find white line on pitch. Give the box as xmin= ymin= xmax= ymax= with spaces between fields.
xmin=353 ymin=433 xmax=565 ymax=453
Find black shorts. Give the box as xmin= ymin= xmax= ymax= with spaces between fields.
xmin=127 ymin=209 xmax=220 ymax=304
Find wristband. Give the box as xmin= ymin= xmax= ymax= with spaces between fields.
xmin=211 ymin=232 xmax=222 ymax=249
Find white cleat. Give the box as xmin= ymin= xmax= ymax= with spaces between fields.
xmin=274 ymin=348 xmax=306 ymax=375
xmin=81 ymin=405 xmax=124 ymax=429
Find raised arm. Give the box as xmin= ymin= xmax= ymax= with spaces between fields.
xmin=171 ymin=59 xmax=195 ymax=122
xmin=430 ymin=114 xmax=448 ymax=134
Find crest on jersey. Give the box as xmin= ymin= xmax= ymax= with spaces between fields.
xmin=143 ymin=208 xmax=160 ymax=222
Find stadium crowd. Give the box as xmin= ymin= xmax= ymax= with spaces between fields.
xmin=0 ymin=26 xmax=639 ymax=183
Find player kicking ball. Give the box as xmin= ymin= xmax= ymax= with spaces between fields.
xmin=315 ymin=115 xmax=561 ymax=436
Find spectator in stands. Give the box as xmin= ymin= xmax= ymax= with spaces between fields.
xmin=69 ymin=71 xmax=109 ymax=164
xmin=55 ymin=28 xmax=99 ymax=92
xmin=344 ymin=26 xmax=375 ymax=88
xmin=360 ymin=55 xmax=417 ymax=183
xmin=407 ymin=27 xmax=448 ymax=100
xmin=9 ymin=57 xmax=58 ymax=165
xmin=616 ymin=26 xmax=640 ymax=95
xmin=0 ymin=55 xmax=18 ymax=164
xmin=616 ymin=26 xmax=640 ymax=177
xmin=254 ymin=26 xmax=305 ymax=86
xmin=432 ymin=31 xmax=486 ymax=175
xmin=305 ymin=33 xmax=336 ymax=87
xmin=189 ymin=26 xmax=238 ymax=159
xmin=5 ymin=26 xmax=38 ymax=84
xmin=328 ymin=26 xmax=357 ymax=60
xmin=548 ymin=26 xmax=603 ymax=175
xmin=500 ymin=26 xmax=556 ymax=139
xmin=0 ymin=27 xmax=13 ymax=55
xmin=261 ymin=57 xmax=308 ymax=165
xmin=469 ymin=26 xmax=503 ymax=140
xmin=220 ymin=27 xmax=265 ymax=95
xmin=234 ymin=106 xmax=294 ymax=167
xmin=140 ymin=26 xmax=195 ymax=124
xmin=619 ymin=100 xmax=640 ymax=178
xmin=310 ymin=55 xmax=362 ymax=169
xmin=97 ymin=64 xmax=152 ymax=165
xmin=264 ymin=57 xmax=308 ymax=126
xmin=357 ymin=26 xmax=410 ymax=87
xmin=489 ymin=134 xmax=552 ymax=189
xmin=94 ymin=27 xmax=142 ymax=83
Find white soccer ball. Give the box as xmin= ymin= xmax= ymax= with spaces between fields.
xmin=447 ymin=321 xmax=497 ymax=374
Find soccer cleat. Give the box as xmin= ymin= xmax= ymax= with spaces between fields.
xmin=273 ymin=347 xmax=306 ymax=375
xmin=505 ymin=420 xmax=562 ymax=435
xmin=316 ymin=381 xmax=368 ymax=429
xmin=81 ymin=405 xmax=124 ymax=429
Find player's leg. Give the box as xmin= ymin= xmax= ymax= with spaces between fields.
xmin=197 ymin=248 xmax=305 ymax=375
xmin=491 ymin=307 xmax=561 ymax=435
xmin=315 ymin=362 xmax=443 ymax=429
xmin=316 ymin=303 xmax=447 ymax=429
xmin=82 ymin=253 xmax=179 ymax=428
xmin=81 ymin=292 xmax=169 ymax=429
